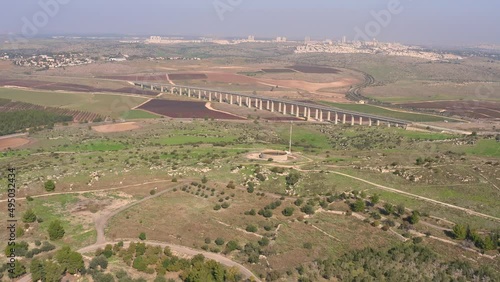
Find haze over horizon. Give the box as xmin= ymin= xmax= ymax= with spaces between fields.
xmin=1 ymin=0 xmax=500 ymax=46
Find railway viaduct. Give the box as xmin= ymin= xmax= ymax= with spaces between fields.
xmin=135 ymin=82 xmax=410 ymax=127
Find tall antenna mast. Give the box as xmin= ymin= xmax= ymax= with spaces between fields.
xmin=289 ymin=121 xmax=293 ymax=154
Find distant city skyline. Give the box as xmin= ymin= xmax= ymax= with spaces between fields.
xmin=1 ymin=0 xmax=499 ymax=46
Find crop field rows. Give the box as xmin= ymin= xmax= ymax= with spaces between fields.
xmin=0 ymin=99 xmax=101 ymax=122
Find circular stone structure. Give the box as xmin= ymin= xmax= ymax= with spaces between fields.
xmin=259 ymin=150 xmax=289 ymax=161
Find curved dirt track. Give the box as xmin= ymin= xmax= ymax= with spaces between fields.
xmin=13 ymin=181 xmax=260 ymax=282
xmin=330 ymin=171 xmax=500 ymax=223
xmin=78 ymin=241 xmax=259 ymax=281
xmin=85 ymin=181 xmax=260 ymax=281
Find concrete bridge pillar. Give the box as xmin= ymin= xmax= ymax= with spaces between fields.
xmin=296 ymin=108 xmax=300 ymax=118
xmin=319 ymin=110 xmax=323 ymax=122
xmin=377 ymin=120 xmax=380 ymax=126
xmin=160 ymin=86 xmax=164 ymax=92
xmin=266 ymin=100 xmax=270 ymax=110
xmin=230 ymin=95 xmax=233 ymax=105
xmin=259 ymin=99 xmax=263 ymax=110
xmin=209 ymin=92 xmax=212 ymax=102
xmin=283 ymin=104 xmax=287 ymax=115
xmin=307 ymin=108 xmax=311 ymax=120
xmin=239 ymin=96 xmax=242 ymax=107
xmin=290 ymin=105 xmax=295 ymax=115
xmin=343 ymin=114 xmax=346 ymax=124
xmin=150 ymin=85 xmax=154 ymax=90
xmin=278 ymin=103 xmax=282 ymax=113
xmin=327 ymin=111 xmax=331 ymax=122
xmin=351 ymin=116 xmax=355 ymax=126
xmin=254 ymin=98 xmax=258 ymax=108
xmin=369 ymin=118 xmax=372 ymax=127
xmin=188 ymin=88 xmax=191 ymax=97
xmin=388 ymin=123 xmax=391 ymax=128
xmin=198 ymin=90 xmax=201 ymax=100
xmin=247 ymin=98 xmax=251 ymax=108
xmin=335 ymin=112 xmax=338 ymax=125
xmin=359 ymin=116 xmax=363 ymax=125
xmin=314 ymin=109 xmax=318 ymax=120
xmin=271 ymin=102 xmax=275 ymax=112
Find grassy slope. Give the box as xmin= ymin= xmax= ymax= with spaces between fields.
xmin=0 ymin=88 xmax=147 ymax=118
xmin=121 ymin=109 xmax=160 ymax=120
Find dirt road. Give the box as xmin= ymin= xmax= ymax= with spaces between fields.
xmin=14 ymin=181 xmax=260 ymax=282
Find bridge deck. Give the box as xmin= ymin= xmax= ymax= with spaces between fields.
xmin=135 ymin=82 xmax=410 ymax=125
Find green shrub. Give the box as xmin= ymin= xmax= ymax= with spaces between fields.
xmin=139 ymin=232 xmax=146 ymax=240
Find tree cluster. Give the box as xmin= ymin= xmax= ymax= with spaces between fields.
xmin=0 ymin=110 xmax=72 ymax=136
xmin=300 ymin=244 xmax=499 ymax=281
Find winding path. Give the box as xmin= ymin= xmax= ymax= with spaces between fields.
xmin=330 ymin=171 xmax=500 ymax=222
xmin=15 ymin=181 xmax=260 ymax=282
xmin=243 ymin=159 xmax=500 ymax=223
xmin=83 ymin=181 xmax=260 ymax=281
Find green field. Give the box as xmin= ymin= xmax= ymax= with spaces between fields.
xmin=156 ymin=135 xmax=237 ymax=146
xmin=27 ymin=194 xmax=96 ymax=247
xmin=278 ymin=124 xmax=330 ymax=150
xmin=397 ymin=130 xmax=458 ymax=140
xmin=462 ymin=139 xmax=500 ymax=157
xmin=58 ymin=141 xmax=128 ymax=152
xmin=121 ymin=109 xmax=160 ymax=120
xmin=320 ymin=101 xmax=460 ymax=122
xmin=0 ymin=88 xmax=147 ymax=118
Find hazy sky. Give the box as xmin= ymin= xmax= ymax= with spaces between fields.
xmin=1 ymin=0 xmax=499 ymax=45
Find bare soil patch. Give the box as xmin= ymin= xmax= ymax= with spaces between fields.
xmin=257 ymin=77 xmax=357 ymax=93
xmin=92 ymin=122 xmax=141 ymax=133
xmin=99 ymin=74 xmax=169 ymax=82
xmin=203 ymin=72 xmax=357 ymax=94
xmin=0 ymin=137 xmax=30 ymax=151
xmin=205 ymin=73 xmax=259 ymax=84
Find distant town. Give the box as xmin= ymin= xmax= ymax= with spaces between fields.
xmin=295 ymin=41 xmax=463 ymax=62
xmin=146 ymin=35 xmax=463 ymax=61
xmin=1 ymin=51 xmax=201 ymax=70
xmin=0 ymin=35 xmax=474 ymax=70
xmin=7 ymin=53 xmax=94 ymax=69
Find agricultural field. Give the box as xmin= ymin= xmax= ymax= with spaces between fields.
xmin=0 ymin=88 xmax=148 ymax=119
xmin=137 ymin=99 xmax=245 ymax=120
xmin=398 ymin=100 xmax=500 ymax=119
xmin=0 ymin=99 xmax=101 ymax=123
xmin=0 ymin=78 xmax=159 ymax=96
